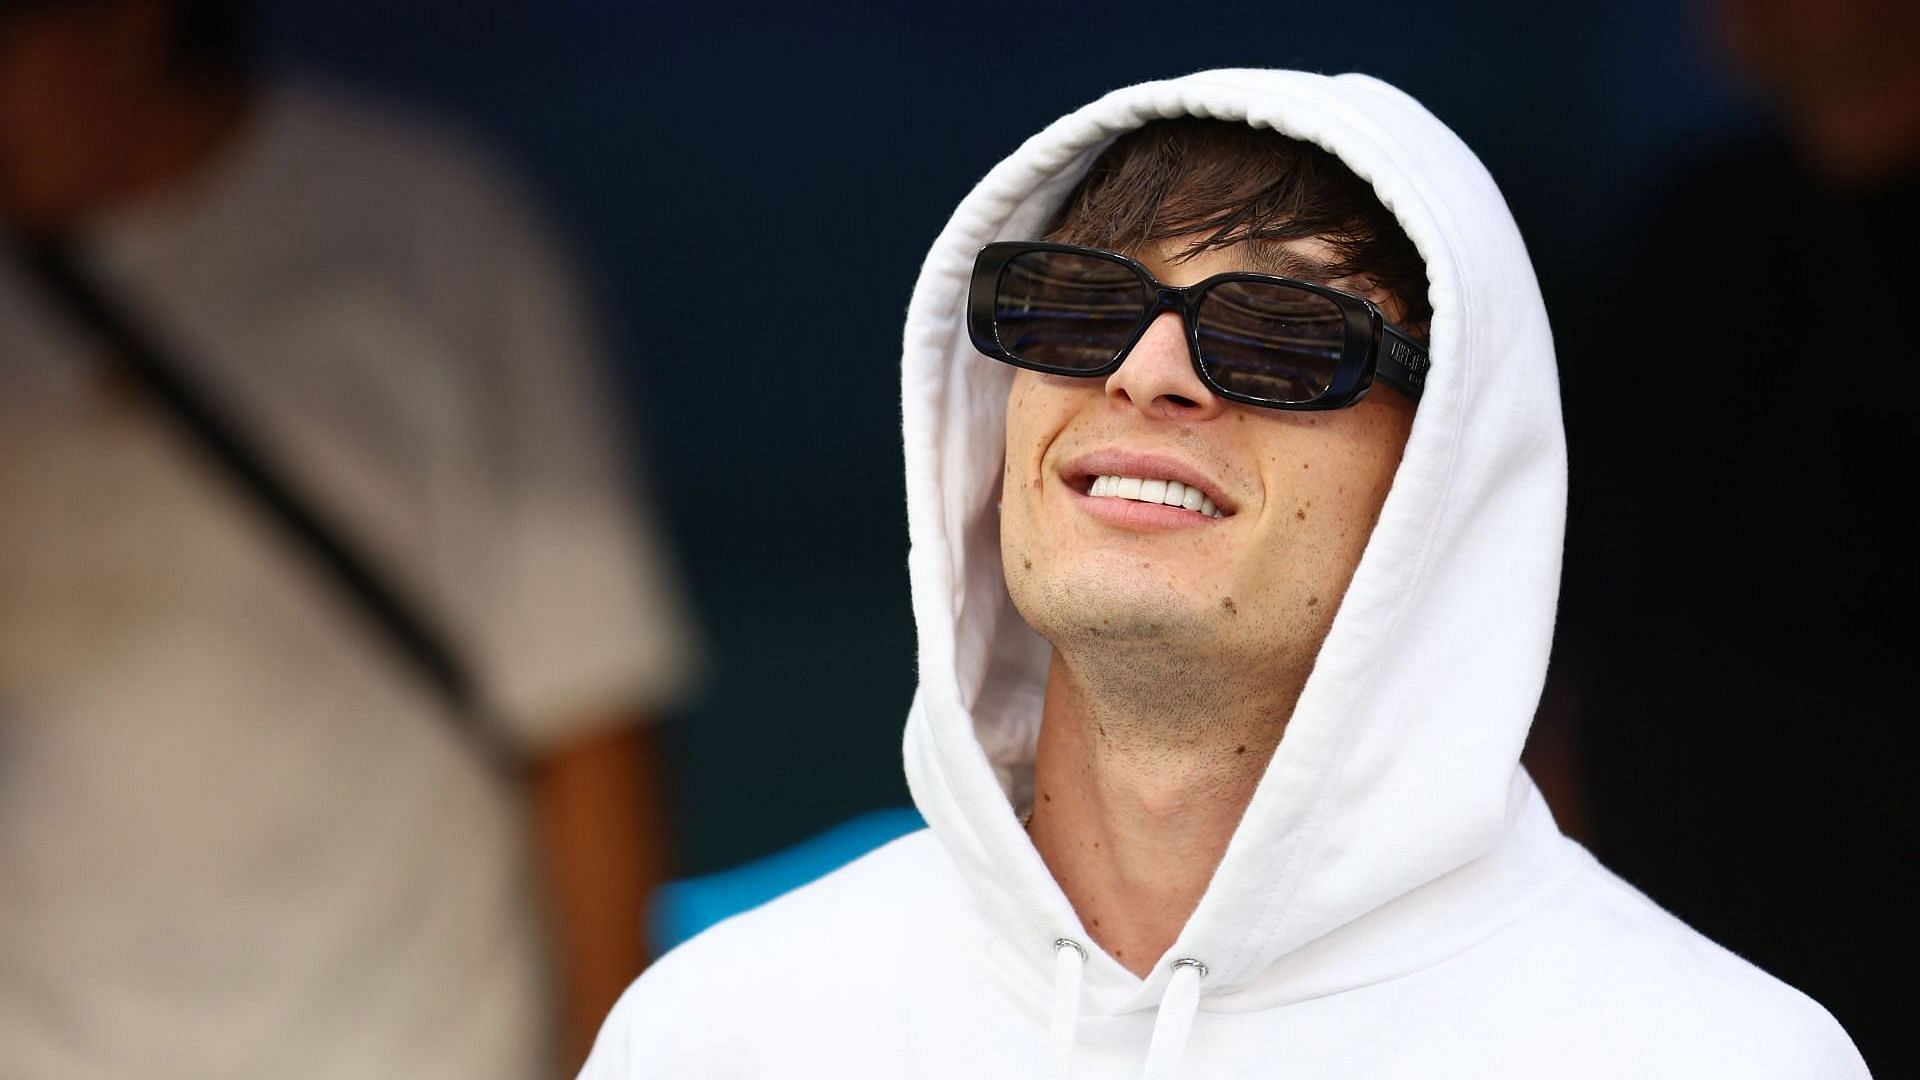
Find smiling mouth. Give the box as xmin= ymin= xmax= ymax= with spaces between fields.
xmin=1086 ymin=474 xmax=1224 ymax=518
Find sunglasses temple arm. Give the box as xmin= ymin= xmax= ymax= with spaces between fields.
xmin=1375 ymin=324 xmax=1430 ymax=401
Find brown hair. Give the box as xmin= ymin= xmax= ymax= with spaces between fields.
xmin=1044 ymin=117 xmax=1432 ymax=335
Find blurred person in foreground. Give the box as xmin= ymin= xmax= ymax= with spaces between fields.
xmin=1554 ymin=1 xmax=1918 ymax=1074
xmin=0 ymin=1 xmax=698 ymax=1076
xmin=582 ymin=71 xmax=1864 ymax=1077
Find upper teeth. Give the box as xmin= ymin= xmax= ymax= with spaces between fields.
xmin=1089 ymin=475 xmax=1223 ymax=518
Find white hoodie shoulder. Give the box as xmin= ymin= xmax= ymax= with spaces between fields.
xmin=583 ymin=69 xmax=1869 ymax=1079
xmin=581 ymin=830 xmax=1002 ymax=1078
xmin=585 ymin=827 xmax=1863 ymax=1078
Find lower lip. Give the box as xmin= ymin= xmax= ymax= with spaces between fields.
xmin=1070 ymin=485 xmax=1225 ymax=530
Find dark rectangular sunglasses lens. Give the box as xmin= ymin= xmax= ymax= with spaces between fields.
xmin=995 ymin=250 xmax=1148 ymax=372
xmin=1195 ymin=281 xmax=1345 ymax=403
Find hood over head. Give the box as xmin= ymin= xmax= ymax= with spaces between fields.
xmin=899 ymin=69 xmax=1569 ymax=1019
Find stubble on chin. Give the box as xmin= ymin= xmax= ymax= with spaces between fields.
xmin=1008 ymin=559 xmax=1313 ymax=755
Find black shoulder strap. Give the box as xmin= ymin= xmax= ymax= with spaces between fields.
xmin=11 ymin=231 xmax=520 ymax=778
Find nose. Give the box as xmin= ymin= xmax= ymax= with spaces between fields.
xmin=1104 ymin=310 xmax=1226 ymax=420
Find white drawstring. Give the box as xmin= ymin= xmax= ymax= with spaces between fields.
xmin=1140 ymin=957 xmax=1205 ymax=1080
xmin=1047 ymin=938 xmax=1087 ymax=1080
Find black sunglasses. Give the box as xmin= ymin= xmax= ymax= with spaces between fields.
xmin=967 ymin=241 xmax=1428 ymax=410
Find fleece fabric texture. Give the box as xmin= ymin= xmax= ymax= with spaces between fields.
xmin=582 ymin=69 xmax=1868 ymax=1079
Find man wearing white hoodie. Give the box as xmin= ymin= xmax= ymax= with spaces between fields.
xmin=582 ymin=70 xmax=1867 ymax=1078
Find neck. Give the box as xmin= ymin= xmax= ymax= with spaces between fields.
xmin=15 ymin=76 xmax=251 ymax=232
xmin=1026 ymin=648 xmax=1300 ymax=977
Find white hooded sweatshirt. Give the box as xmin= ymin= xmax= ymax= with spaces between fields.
xmin=582 ymin=70 xmax=1867 ymax=1079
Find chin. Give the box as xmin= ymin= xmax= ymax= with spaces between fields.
xmin=1012 ymin=563 xmax=1221 ymax=652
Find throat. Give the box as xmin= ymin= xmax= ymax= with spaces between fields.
xmin=1026 ymin=651 xmax=1285 ymax=977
